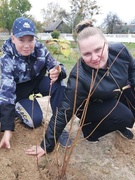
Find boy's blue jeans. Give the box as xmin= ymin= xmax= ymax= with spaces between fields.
xmin=15 ymin=76 xmax=65 ymax=128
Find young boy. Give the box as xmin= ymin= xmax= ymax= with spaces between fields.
xmin=0 ymin=17 xmax=71 ymax=149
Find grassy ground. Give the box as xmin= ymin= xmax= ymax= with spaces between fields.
xmin=123 ymin=42 xmax=135 ymax=57
xmin=52 ymin=53 xmax=78 ymax=77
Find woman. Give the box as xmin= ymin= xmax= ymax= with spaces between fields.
xmin=26 ymin=19 xmax=135 ymax=158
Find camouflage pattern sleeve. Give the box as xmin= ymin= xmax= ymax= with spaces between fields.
xmin=0 ymin=55 xmax=16 ymax=104
xmin=0 ymin=55 xmax=16 ymax=131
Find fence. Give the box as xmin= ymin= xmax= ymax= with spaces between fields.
xmin=1 ymin=33 xmax=135 ymax=43
xmin=104 ymin=34 xmax=135 ymax=43
xmin=37 ymin=33 xmax=135 ymax=43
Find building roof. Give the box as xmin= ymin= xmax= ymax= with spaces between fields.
xmin=44 ymin=20 xmax=63 ymax=32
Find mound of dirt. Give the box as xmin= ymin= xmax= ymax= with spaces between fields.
xmin=0 ymin=97 xmax=135 ymax=180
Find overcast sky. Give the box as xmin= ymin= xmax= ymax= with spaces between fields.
xmin=28 ymin=0 xmax=135 ymax=24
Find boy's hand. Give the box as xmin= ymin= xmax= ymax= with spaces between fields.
xmin=0 ymin=130 xmax=12 ymax=149
xmin=49 ymin=65 xmax=61 ymax=84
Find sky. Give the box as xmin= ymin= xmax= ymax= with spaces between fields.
xmin=28 ymin=0 xmax=135 ymax=25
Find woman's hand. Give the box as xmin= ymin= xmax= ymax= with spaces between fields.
xmin=25 ymin=145 xmax=46 ymax=159
xmin=0 ymin=130 xmax=12 ymax=149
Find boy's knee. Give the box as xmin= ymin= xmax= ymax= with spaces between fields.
xmin=15 ymin=100 xmax=43 ymax=128
xmin=23 ymin=115 xmax=43 ymax=128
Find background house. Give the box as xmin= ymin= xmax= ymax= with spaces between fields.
xmin=44 ymin=20 xmax=65 ymax=33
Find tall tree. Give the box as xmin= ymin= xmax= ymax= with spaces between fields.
xmin=70 ymin=0 xmax=101 ymax=31
xmin=41 ymin=0 xmax=100 ymax=34
xmin=10 ymin=0 xmax=31 ymax=15
xmin=102 ymin=12 xmax=125 ymax=34
xmin=27 ymin=15 xmax=44 ymax=33
xmin=41 ymin=2 xmax=66 ymax=26
xmin=0 ymin=0 xmax=31 ymax=34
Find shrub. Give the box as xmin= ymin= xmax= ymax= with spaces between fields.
xmin=51 ymin=30 xmax=60 ymax=39
xmin=45 ymin=39 xmax=76 ymax=58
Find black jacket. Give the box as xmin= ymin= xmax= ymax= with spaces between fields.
xmin=41 ymin=42 xmax=135 ymax=153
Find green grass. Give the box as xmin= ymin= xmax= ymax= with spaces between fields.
xmin=123 ymin=42 xmax=135 ymax=57
xmin=52 ymin=53 xmax=78 ymax=77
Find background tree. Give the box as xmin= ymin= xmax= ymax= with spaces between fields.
xmin=27 ymin=14 xmax=44 ymax=33
xmin=41 ymin=0 xmax=100 ymax=34
xmin=41 ymin=2 xmax=66 ymax=26
xmin=101 ymin=12 xmax=128 ymax=34
xmin=70 ymin=0 xmax=101 ymax=32
xmin=130 ymin=18 xmax=135 ymax=24
xmin=58 ymin=10 xmax=72 ymax=33
xmin=0 ymin=0 xmax=31 ymax=34
xmin=125 ymin=18 xmax=135 ymax=34
xmin=41 ymin=2 xmax=73 ymax=33
xmin=0 ymin=0 xmax=12 ymax=33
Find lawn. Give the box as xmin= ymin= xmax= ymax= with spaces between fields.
xmin=123 ymin=42 xmax=135 ymax=57
xmin=52 ymin=53 xmax=78 ymax=77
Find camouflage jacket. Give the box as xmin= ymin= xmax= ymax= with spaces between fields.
xmin=0 ymin=38 xmax=66 ymax=131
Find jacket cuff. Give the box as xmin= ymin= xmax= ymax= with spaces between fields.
xmin=40 ymin=136 xmax=55 ymax=153
xmin=58 ymin=65 xmax=66 ymax=80
xmin=0 ymin=104 xmax=15 ymax=131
